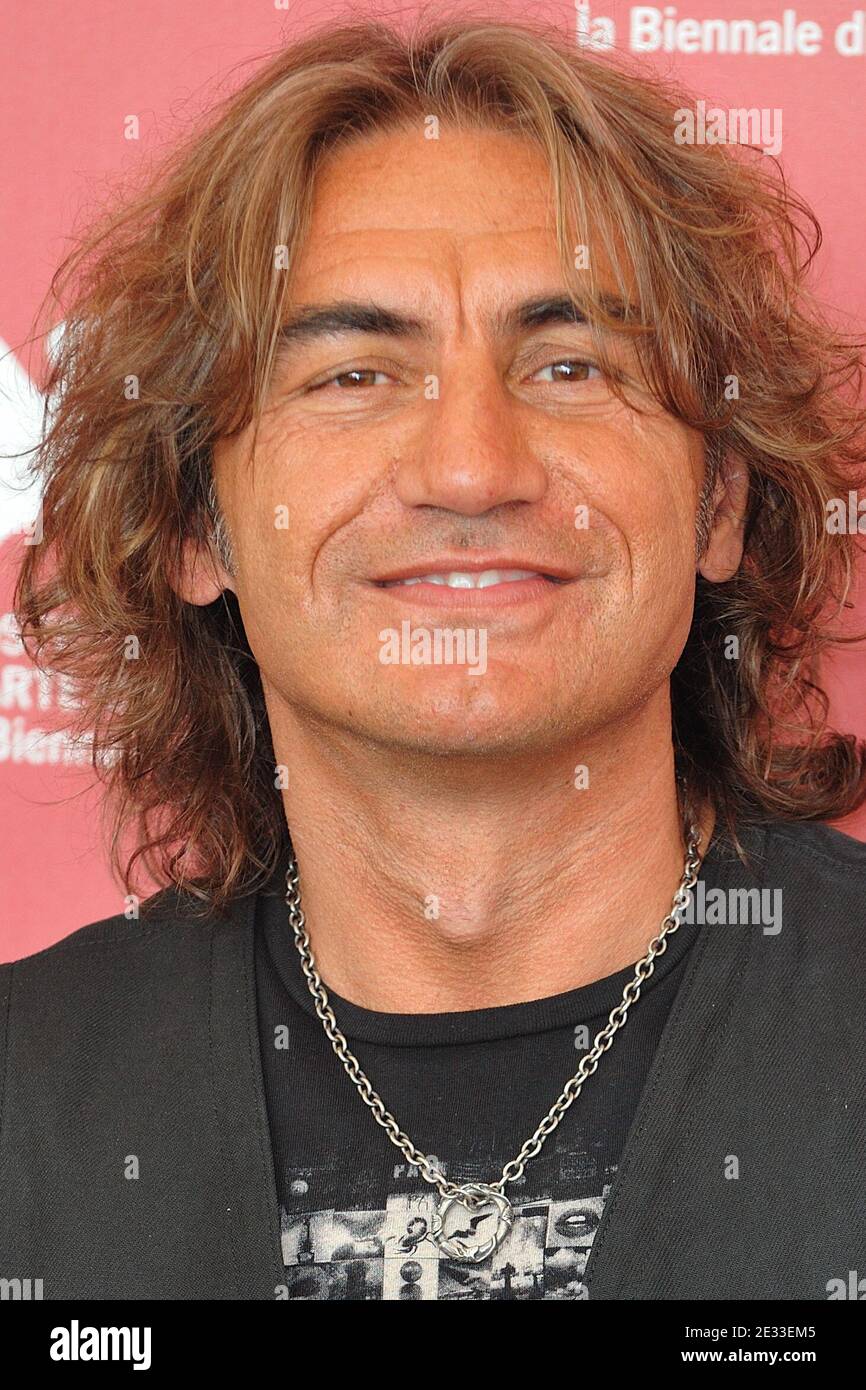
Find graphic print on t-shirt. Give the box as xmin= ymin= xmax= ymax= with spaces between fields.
xmin=277 ymin=1145 xmax=614 ymax=1300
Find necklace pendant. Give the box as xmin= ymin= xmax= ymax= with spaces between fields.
xmin=430 ymin=1183 xmax=514 ymax=1263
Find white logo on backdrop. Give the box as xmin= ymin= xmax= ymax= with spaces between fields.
xmin=0 ymin=338 xmax=45 ymax=543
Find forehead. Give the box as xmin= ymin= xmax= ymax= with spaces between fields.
xmin=306 ymin=124 xmax=556 ymax=236
xmin=288 ymin=123 xmax=628 ymax=307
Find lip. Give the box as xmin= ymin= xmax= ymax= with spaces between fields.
xmin=371 ymin=573 xmax=571 ymax=609
xmin=370 ymin=555 xmax=580 ymax=584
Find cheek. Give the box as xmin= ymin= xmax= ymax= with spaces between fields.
xmin=598 ymin=416 xmax=699 ymax=580
xmin=228 ymin=460 xmax=362 ymax=601
xmin=254 ymin=416 xmax=394 ymax=559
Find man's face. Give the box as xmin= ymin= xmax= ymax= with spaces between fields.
xmin=209 ymin=124 xmax=713 ymax=757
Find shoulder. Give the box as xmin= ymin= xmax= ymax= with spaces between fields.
xmin=722 ymin=816 xmax=866 ymax=982
xmin=0 ymin=880 xmax=253 ymax=1024
xmin=0 ymin=882 xmax=259 ymax=1134
xmin=2 ymin=884 xmax=211 ymax=976
xmin=720 ymin=813 xmax=866 ymax=883
xmin=758 ymin=816 xmax=866 ymax=902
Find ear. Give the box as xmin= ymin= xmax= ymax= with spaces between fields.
xmin=697 ymin=455 xmax=749 ymax=583
xmin=168 ymin=535 xmax=235 ymax=606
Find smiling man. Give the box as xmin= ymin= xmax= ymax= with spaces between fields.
xmin=3 ymin=16 xmax=866 ymax=1302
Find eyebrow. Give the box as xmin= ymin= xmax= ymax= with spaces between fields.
xmin=277 ymin=292 xmax=634 ymax=350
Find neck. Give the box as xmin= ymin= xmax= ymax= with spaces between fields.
xmin=268 ymin=687 xmax=715 ymax=1013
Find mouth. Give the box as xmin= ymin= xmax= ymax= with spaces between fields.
xmin=369 ymin=561 xmax=577 ymax=610
xmin=377 ymin=567 xmax=567 ymax=590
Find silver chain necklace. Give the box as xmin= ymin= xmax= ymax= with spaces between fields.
xmin=285 ymin=817 xmax=704 ymax=1264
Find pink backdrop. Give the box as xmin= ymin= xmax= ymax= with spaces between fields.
xmin=3 ymin=0 xmax=866 ymax=960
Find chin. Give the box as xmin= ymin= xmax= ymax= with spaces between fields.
xmin=359 ymin=702 xmax=569 ymax=759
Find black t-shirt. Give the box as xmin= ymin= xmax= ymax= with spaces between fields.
xmin=254 ymin=834 xmax=728 ymax=1301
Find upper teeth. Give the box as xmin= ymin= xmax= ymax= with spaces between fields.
xmin=387 ymin=569 xmax=543 ymax=589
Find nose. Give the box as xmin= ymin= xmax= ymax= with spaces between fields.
xmin=392 ymin=354 xmax=548 ymax=516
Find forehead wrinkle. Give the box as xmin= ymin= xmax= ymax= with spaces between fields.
xmin=285 ymin=228 xmax=631 ymax=351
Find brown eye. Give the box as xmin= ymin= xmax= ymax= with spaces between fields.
xmin=315 ymin=368 xmax=389 ymax=390
xmin=532 ymin=359 xmax=601 ymax=383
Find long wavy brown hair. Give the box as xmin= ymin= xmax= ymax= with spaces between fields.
xmin=13 ymin=11 xmax=866 ymax=913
